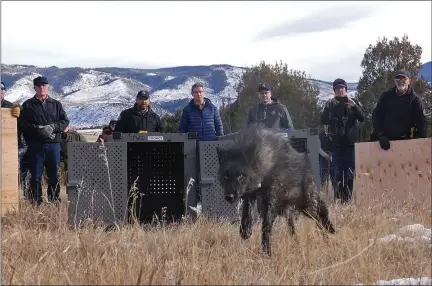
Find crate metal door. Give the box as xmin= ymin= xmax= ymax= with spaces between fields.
xmin=199 ymin=141 xmax=239 ymax=221
xmin=67 ymin=142 xmax=129 ymax=228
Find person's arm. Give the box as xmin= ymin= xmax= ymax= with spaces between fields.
xmin=412 ymin=96 xmax=427 ymax=138
xmin=19 ymin=102 xmax=39 ymax=137
xmin=244 ymin=107 xmax=256 ymax=129
xmin=214 ymin=106 xmax=224 ymax=136
xmin=348 ymin=98 xmax=365 ymax=123
xmin=320 ymin=101 xmax=332 ymax=126
xmin=178 ymin=108 xmax=189 ymax=133
xmin=373 ymin=93 xmax=386 ymax=135
xmin=155 ymin=115 xmax=164 ymax=133
xmin=114 ymin=112 xmax=126 ymax=133
xmin=280 ymin=104 xmax=294 ymax=130
xmin=53 ymin=102 xmax=69 ymax=133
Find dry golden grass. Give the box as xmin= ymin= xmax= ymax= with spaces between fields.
xmin=1 ymin=195 xmax=431 ymax=285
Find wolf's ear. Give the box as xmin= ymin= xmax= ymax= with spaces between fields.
xmin=216 ymin=147 xmax=225 ymax=165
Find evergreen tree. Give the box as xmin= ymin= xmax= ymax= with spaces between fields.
xmin=161 ymin=109 xmax=183 ymax=133
xmin=221 ymin=61 xmax=321 ymax=133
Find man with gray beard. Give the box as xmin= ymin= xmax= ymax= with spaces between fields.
xmin=371 ymin=69 xmax=427 ymax=150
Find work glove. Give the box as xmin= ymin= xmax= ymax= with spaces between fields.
xmin=378 ymin=136 xmax=390 ymax=150
xmin=11 ymin=104 xmax=20 ymax=118
xmin=38 ymin=124 xmax=55 ymax=139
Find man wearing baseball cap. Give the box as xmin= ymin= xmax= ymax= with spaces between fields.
xmin=371 ymin=69 xmax=427 ymax=150
xmin=245 ymin=83 xmax=294 ymax=131
xmin=19 ymin=76 xmax=70 ymax=205
xmin=320 ymin=78 xmax=365 ymax=204
xmin=114 ymin=90 xmax=163 ymax=133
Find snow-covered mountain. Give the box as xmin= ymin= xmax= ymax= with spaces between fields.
xmin=2 ymin=62 xmax=428 ymax=128
xmin=1 ymin=64 xmax=249 ymax=128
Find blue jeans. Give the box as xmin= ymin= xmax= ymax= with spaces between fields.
xmin=27 ymin=142 xmax=61 ymax=204
xmin=331 ymin=146 xmax=355 ymax=203
xmin=319 ymin=154 xmax=333 ymax=187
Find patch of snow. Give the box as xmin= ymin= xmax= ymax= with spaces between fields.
xmin=63 ymin=78 xmax=151 ymax=105
xmin=356 ymin=277 xmax=432 ymax=285
xmin=147 ymin=73 xmax=157 ymax=76
xmin=213 ymin=66 xmax=245 ymax=105
xmin=165 ymin=76 xmax=176 ymax=81
xmin=371 ymin=224 xmax=431 ymax=244
xmin=150 ymin=76 xmax=212 ymax=102
xmin=3 ymin=73 xmax=43 ymax=104
xmin=62 ymin=70 xmax=116 ymax=94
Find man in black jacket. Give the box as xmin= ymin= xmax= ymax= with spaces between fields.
xmin=19 ymin=76 xmax=70 ymax=205
xmin=320 ymin=78 xmax=365 ymax=203
xmin=114 ymin=90 xmax=163 ymax=133
xmin=371 ymin=69 xmax=427 ymax=150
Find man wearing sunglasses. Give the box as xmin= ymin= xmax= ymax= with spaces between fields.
xmin=245 ymin=83 xmax=294 ymax=131
xmin=372 ymin=69 xmax=427 ymax=151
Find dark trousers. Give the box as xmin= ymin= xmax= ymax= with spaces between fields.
xmin=319 ymin=155 xmax=334 ymax=188
xmin=331 ymin=146 xmax=355 ymax=203
xmin=27 ymin=142 xmax=61 ymax=204
xmin=19 ymin=148 xmax=31 ymax=200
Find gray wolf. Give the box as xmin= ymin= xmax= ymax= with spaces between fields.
xmin=216 ymin=124 xmax=335 ymax=256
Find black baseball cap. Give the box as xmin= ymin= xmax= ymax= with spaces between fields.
xmin=258 ymin=83 xmax=271 ymax=92
xmin=395 ymin=69 xmax=410 ymax=78
xmin=33 ymin=76 xmax=49 ymax=86
xmin=136 ymin=90 xmax=150 ymax=99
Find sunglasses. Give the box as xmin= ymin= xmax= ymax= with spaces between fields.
xmin=394 ymin=75 xmax=407 ymax=80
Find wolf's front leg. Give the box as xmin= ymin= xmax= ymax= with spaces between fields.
xmin=260 ymin=196 xmax=276 ymax=256
xmin=240 ymin=197 xmax=253 ymax=239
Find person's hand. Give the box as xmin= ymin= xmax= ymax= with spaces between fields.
xmin=347 ymin=97 xmax=356 ymax=107
xmin=38 ymin=124 xmax=55 ymax=138
xmin=379 ymin=136 xmax=390 ymax=150
xmin=11 ymin=104 xmax=20 ymax=118
xmin=63 ymin=126 xmax=69 ymax=133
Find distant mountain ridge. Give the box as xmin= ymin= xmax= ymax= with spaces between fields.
xmin=1 ymin=62 xmax=430 ymax=128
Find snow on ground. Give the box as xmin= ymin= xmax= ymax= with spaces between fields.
xmin=4 ymin=73 xmax=43 ymax=104
xmin=150 ymin=76 xmax=212 ymax=102
xmin=372 ymin=277 xmax=432 ymax=285
xmin=62 ymin=70 xmax=116 ymax=94
xmin=370 ymin=224 xmax=431 ymax=244
xmin=356 ymin=277 xmax=432 ymax=285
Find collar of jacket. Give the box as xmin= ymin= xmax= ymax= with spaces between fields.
xmin=391 ymin=85 xmax=415 ymax=97
xmin=30 ymin=95 xmax=55 ymax=103
xmin=188 ymin=97 xmax=214 ymax=109
xmin=258 ymin=100 xmax=277 ymax=107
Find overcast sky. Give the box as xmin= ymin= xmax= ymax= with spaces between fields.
xmin=1 ymin=1 xmax=431 ymax=82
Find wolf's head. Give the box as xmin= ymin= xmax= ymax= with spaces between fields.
xmin=216 ymin=144 xmax=264 ymax=204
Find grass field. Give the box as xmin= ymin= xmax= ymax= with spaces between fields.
xmin=1 ymin=194 xmax=431 ymax=285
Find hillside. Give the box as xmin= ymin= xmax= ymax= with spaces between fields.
xmin=1 ymin=62 xmax=430 ymax=128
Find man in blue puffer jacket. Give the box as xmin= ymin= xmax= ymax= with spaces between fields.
xmin=178 ymin=82 xmax=224 ymax=202
xmin=178 ymin=82 xmax=224 ymax=140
